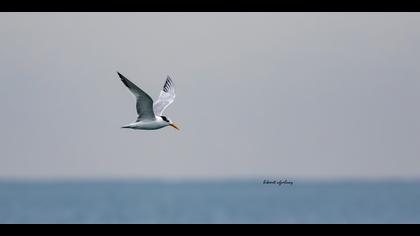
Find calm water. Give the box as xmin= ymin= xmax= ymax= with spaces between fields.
xmin=0 ymin=180 xmax=419 ymax=224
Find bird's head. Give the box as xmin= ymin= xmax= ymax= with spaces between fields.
xmin=161 ymin=116 xmax=180 ymax=131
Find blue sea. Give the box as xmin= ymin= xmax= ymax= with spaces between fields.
xmin=0 ymin=180 xmax=419 ymax=224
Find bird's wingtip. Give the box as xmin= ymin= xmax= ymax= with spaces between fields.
xmin=117 ymin=71 xmax=125 ymax=80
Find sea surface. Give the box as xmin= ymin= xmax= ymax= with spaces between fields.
xmin=0 ymin=180 xmax=419 ymax=224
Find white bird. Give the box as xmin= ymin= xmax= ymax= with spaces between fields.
xmin=117 ymin=72 xmax=180 ymax=131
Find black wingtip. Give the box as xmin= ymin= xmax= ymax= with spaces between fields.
xmin=117 ymin=72 xmax=129 ymax=87
xmin=117 ymin=72 xmax=128 ymax=83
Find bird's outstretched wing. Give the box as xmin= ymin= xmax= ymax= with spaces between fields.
xmin=117 ymin=72 xmax=156 ymax=121
xmin=153 ymin=76 xmax=176 ymax=116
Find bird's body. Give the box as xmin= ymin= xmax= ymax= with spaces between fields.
xmin=117 ymin=72 xmax=179 ymax=131
xmin=121 ymin=116 xmax=169 ymax=130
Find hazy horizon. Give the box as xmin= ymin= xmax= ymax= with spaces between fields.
xmin=1 ymin=13 xmax=420 ymax=180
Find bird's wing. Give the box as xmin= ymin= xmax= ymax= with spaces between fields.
xmin=153 ymin=76 xmax=176 ymax=116
xmin=117 ymin=72 xmax=156 ymax=121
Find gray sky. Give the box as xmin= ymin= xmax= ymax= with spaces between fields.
xmin=0 ymin=13 xmax=419 ymax=180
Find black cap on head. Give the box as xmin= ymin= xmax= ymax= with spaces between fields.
xmin=161 ymin=116 xmax=170 ymax=123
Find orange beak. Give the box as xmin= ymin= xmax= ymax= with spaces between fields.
xmin=170 ymin=123 xmax=180 ymax=131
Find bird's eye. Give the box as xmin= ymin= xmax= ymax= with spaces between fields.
xmin=161 ymin=116 xmax=169 ymax=122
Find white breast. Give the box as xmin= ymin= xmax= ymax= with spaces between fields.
xmin=131 ymin=116 xmax=168 ymax=130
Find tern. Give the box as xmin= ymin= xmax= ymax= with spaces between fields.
xmin=117 ymin=72 xmax=180 ymax=131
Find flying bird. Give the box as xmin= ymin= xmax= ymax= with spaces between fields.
xmin=117 ymin=72 xmax=180 ymax=131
